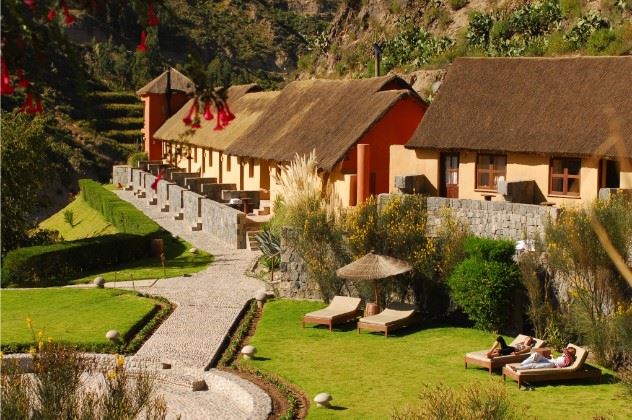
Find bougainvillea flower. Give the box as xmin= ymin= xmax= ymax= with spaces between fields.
xmin=136 ymin=31 xmax=148 ymax=52
xmin=24 ymin=0 xmax=37 ymax=10
xmin=150 ymin=170 xmax=164 ymax=190
xmin=62 ymin=4 xmax=76 ymax=25
xmin=147 ymin=3 xmax=160 ymax=26
xmin=203 ymin=101 xmax=214 ymax=121
xmin=191 ymin=119 xmax=202 ymax=129
xmin=47 ymin=8 xmax=57 ymax=21
xmin=182 ymin=100 xmax=198 ymax=126
xmin=1 ymin=59 xmax=14 ymax=96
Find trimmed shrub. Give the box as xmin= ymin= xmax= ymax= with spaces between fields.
xmin=448 ymin=237 xmax=519 ymax=331
xmin=2 ymin=181 xmax=162 ymax=287
xmin=127 ymin=151 xmax=148 ymax=168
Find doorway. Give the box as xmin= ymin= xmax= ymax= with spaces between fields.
xmin=600 ymin=159 xmax=620 ymax=189
xmin=440 ymin=153 xmax=459 ymax=198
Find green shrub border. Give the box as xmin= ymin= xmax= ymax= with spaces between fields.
xmin=217 ymin=299 xmax=302 ymax=420
xmin=2 ymin=180 xmax=163 ymax=287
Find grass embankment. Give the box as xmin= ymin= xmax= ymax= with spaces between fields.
xmin=40 ymin=196 xmax=118 ymax=240
xmin=244 ymin=300 xmax=631 ymax=420
xmin=38 ymin=194 xmax=213 ymax=283
xmin=1 ymin=288 xmax=157 ymax=352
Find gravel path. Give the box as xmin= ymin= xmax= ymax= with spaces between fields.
xmin=104 ymin=189 xmax=271 ymax=419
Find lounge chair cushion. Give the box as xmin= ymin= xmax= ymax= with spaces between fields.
xmin=304 ymin=296 xmax=361 ymax=320
xmin=358 ymin=302 xmax=416 ymax=326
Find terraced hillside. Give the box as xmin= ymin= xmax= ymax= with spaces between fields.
xmin=91 ymin=91 xmax=144 ymax=146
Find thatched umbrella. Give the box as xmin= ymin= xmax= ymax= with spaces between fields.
xmin=336 ymin=251 xmax=412 ymax=309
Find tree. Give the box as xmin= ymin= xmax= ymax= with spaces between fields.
xmin=1 ymin=112 xmax=56 ymax=254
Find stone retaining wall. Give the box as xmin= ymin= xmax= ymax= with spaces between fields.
xmin=423 ymin=196 xmax=558 ymax=240
xmin=183 ymin=190 xmax=204 ymax=229
xmin=201 ymin=183 xmax=237 ymax=202
xmin=168 ymin=185 xmax=186 ymax=216
xmin=201 ymin=199 xmax=247 ymax=249
xmin=114 ymin=165 xmax=248 ymax=249
xmin=185 ymin=177 xmax=218 ymax=193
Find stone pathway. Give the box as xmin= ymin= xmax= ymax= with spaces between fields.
xmin=102 ymin=189 xmax=271 ymax=419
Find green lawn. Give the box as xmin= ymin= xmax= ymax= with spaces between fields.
xmin=1 ymin=288 xmax=157 ymax=351
xmin=243 ymin=300 xmax=630 ymax=420
xmin=39 ymin=196 xmax=118 ymax=240
xmin=39 ymin=194 xmax=213 ymax=283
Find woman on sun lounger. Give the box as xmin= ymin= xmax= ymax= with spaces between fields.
xmin=486 ymin=335 xmax=535 ymax=358
xmin=510 ymin=347 xmax=576 ymax=370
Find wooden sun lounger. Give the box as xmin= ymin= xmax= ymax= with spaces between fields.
xmin=464 ymin=334 xmax=546 ymax=374
xmin=502 ymin=343 xmax=602 ymax=388
xmin=302 ymin=296 xmax=362 ymax=331
xmin=356 ymin=302 xmax=417 ymax=338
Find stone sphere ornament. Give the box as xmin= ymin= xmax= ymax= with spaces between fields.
xmin=241 ymin=345 xmax=256 ymax=360
xmin=106 ymin=330 xmax=120 ymax=341
xmin=255 ymin=290 xmax=267 ymax=308
xmin=314 ymin=392 xmax=332 ymax=408
xmin=94 ymin=276 xmax=105 ymax=288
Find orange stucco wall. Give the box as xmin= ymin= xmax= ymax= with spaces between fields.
xmin=142 ymin=93 xmax=189 ymax=160
xmin=338 ymin=96 xmax=426 ymax=202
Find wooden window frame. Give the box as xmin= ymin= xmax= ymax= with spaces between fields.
xmin=549 ymin=157 xmax=581 ymax=197
xmin=476 ymin=154 xmax=506 ymax=191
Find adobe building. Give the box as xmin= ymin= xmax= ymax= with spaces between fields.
xmin=391 ymin=57 xmax=632 ymax=205
xmin=226 ymin=75 xmax=428 ymax=206
xmin=137 ymin=67 xmax=195 ymax=160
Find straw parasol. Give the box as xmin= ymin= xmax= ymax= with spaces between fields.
xmin=336 ymin=251 xmax=412 ymax=308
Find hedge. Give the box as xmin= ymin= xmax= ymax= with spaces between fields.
xmin=2 ymin=180 xmax=162 ymax=288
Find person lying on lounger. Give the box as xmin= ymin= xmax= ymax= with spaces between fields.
xmin=486 ymin=336 xmax=535 ymax=358
xmin=510 ymin=347 xmax=576 ymax=370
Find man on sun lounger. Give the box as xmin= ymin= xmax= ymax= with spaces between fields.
xmin=510 ymin=347 xmax=576 ymax=370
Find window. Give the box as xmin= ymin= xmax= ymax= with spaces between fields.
xmin=550 ymin=157 xmax=581 ymax=196
xmin=476 ymin=154 xmax=506 ymax=190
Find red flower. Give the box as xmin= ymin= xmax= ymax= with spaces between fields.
xmin=147 ymin=3 xmax=160 ymax=26
xmin=62 ymin=4 xmax=76 ymax=25
xmin=221 ymin=103 xmax=236 ymax=125
xmin=182 ymin=100 xmax=198 ymax=126
xmin=36 ymin=98 xmax=43 ymax=113
xmin=24 ymin=0 xmax=37 ymax=10
xmin=136 ymin=31 xmax=148 ymax=52
xmin=1 ymin=58 xmax=14 ymax=96
xmin=151 ymin=170 xmax=164 ymax=190
xmin=203 ymin=101 xmax=214 ymax=121
xmin=47 ymin=8 xmax=57 ymax=21
xmin=191 ymin=119 xmax=202 ymax=129
xmin=21 ymin=93 xmax=37 ymax=114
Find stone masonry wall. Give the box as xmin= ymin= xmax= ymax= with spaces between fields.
xmin=183 ymin=190 xmax=204 ymax=229
xmin=423 ymin=196 xmax=558 ymax=240
xmin=169 ymin=185 xmax=186 ymax=215
xmin=113 ymin=165 xmax=247 ymax=249
xmin=276 ymin=194 xmax=560 ymax=299
xmin=200 ymin=199 xmax=247 ymax=249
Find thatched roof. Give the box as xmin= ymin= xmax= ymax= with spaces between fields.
xmin=153 ymin=84 xmax=276 ymax=151
xmin=406 ymin=57 xmax=632 ymax=159
xmin=225 ymin=75 xmax=426 ymax=171
xmin=136 ymin=67 xmax=195 ymax=96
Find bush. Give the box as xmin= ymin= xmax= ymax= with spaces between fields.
xmin=391 ymin=382 xmax=518 ymax=420
xmin=448 ymin=237 xmax=519 ymax=331
xmin=448 ymin=0 xmax=469 ymax=11
xmin=127 ymin=151 xmax=148 ymax=168
xmin=1 ymin=343 xmax=167 ymax=419
xmin=2 ymin=181 xmax=162 ymax=287
xmin=544 ymin=194 xmax=632 ymax=367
